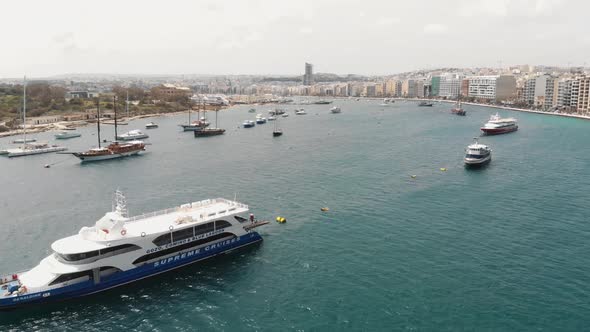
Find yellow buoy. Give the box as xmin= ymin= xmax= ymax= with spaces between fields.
xmin=276 ymin=216 xmax=286 ymax=223
xmin=321 ymin=207 xmax=330 ymax=212
xmin=440 ymin=168 xmax=447 ymax=171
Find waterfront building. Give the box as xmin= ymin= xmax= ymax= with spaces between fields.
xmin=576 ymin=76 xmax=590 ymax=114
xmin=365 ymin=84 xmax=377 ymax=97
xmin=460 ymin=79 xmax=470 ymax=97
xmin=401 ymin=79 xmax=414 ymax=97
xmin=375 ymin=83 xmax=384 ymax=97
xmin=151 ymin=84 xmax=192 ymax=100
xmin=438 ymin=74 xmax=464 ymax=99
xmin=557 ymin=79 xmax=579 ymax=112
xmin=413 ymin=80 xmax=425 ymax=98
xmin=468 ymin=75 xmax=516 ymax=101
xmin=303 ymin=63 xmax=314 ymax=86
xmin=431 ymin=76 xmax=440 ymax=97
xmin=522 ymin=74 xmax=557 ymax=109
xmin=26 ymin=115 xmax=64 ymax=125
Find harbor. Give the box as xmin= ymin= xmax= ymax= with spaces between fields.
xmin=1 ymin=99 xmax=589 ymax=329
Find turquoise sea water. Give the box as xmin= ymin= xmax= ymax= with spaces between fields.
xmin=1 ymin=100 xmax=589 ymax=331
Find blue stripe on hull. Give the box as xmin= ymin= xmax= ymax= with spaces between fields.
xmin=0 ymin=232 xmax=262 ymax=310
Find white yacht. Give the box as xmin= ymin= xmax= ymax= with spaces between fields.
xmin=0 ymin=191 xmax=267 ymax=310
xmin=464 ymin=138 xmax=492 ymax=166
xmin=255 ymin=114 xmax=267 ymax=124
xmin=330 ymin=106 xmax=341 ymax=114
xmin=145 ymin=122 xmax=158 ymax=129
xmin=55 ymin=131 xmax=81 ymax=139
xmin=295 ymin=109 xmax=307 ymax=115
xmin=116 ymin=130 xmax=149 ymax=141
xmin=4 ymin=142 xmax=68 ymax=158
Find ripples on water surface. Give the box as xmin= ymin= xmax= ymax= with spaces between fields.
xmin=1 ymin=100 xmax=590 ymax=331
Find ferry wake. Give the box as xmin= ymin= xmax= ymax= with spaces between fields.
xmin=0 ymin=191 xmax=268 ymax=310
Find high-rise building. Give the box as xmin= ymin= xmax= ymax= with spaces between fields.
xmin=413 ymin=80 xmax=425 ymax=98
xmin=438 ymin=74 xmax=464 ymax=99
xmin=303 ymin=63 xmax=314 ymax=86
xmin=577 ymin=76 xmax=590 ymax=114
xmin=468 ymin=75 xmax=516 ymax=101
xmin=523 ymin=74 xmax=556 ymax=108
xmin=460 ymin=79 xmax=470 ymax=97
xmin=402 ymin=79 xmax=414 ymax=97
xmin=431 ymin=76 xmax=440 ymax=97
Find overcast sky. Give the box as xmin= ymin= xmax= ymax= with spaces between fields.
xmin=2 ymin=0 xmax=588 ymax=78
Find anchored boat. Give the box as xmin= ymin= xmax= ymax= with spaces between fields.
xmin=55 ymin=131 xmax=82 ymax=139
xmin=464 ymin=138 xmax=492 ymax=167
xmin=481 ymin=113 xmax=518 ymax=135
xmin=116 ymin=130 xmax=149 ymax=141
xmin=194 ymin=110 xmax=225 ymax=137
xmin=68 ymin=98 xmax=145 ymax=162
xmin=0 ymin=191 xmax=267 ymax=310
xmin=2 ymin=77 xmax=66 ymax=157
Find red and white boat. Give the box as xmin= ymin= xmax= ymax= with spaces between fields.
xmin=481 ymin=113 xmax=518 ymax=135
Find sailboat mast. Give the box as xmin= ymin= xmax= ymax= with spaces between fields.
xmin=113 ymin=96 xmax=118 ymax=139
xmin=23 ymin=76 xmax=27 ymax=145
xmin=97 ymin=98 xmax=101 ymax=148
xmin=215 ymin=109 xmax=218 ymax=129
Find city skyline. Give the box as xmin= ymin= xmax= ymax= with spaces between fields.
xmin=2 ymin=0 xmax=589 ymax=78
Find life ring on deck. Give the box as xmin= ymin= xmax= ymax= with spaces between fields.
xmin=120 ymin=229 xmax=127 ymax=236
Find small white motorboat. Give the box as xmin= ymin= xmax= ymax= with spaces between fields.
xmin=145 ymin=122 xmax=158 ymax=129
xmin=55 ymin=131 xmax=82 ymax=139
xmin=116 ymin=129 xmax=149 ymax=141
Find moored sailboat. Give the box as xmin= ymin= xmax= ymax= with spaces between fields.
xmin=67 ymin=98 xmax=145 ymax=162
xmin=3 ymin=76 xmax=67 ymax=157
xmin=194 ymin=110 xmax=225 ymax=137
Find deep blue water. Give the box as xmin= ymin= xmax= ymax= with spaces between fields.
xmin=1 ymin=99 xmax=589 ymax=331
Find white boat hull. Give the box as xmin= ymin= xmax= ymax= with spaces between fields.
xmin=75 ymin=150 xmax=142 ymax=162
xmin=7 ymin=146 xmax=68 ymax=157
xmin=116 ymin=135 xmax=149 ymax=141
xmin=464 ymin=154 xmax=491 ymax=166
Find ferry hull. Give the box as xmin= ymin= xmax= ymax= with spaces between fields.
xmin=481 ymin=125 xmax=518 ymax=135
xmin=464 ymin=155 xmax=491 ymax=167
xmin=0 ymin=232 xmax=262 ymax=310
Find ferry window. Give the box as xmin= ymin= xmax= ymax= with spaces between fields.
xmin=133 ymin=232 xmax=236 ymax=265
xmin=100 ymin=244 xmax=141 ymax=255
xmin=215 ymin=220 xmax=232 ymax=229
xmin=60 ymin=250 xmax=99 ymax=262
xmin=173 ymin=227 xmax=194 ymax=242
xmin=234 ymin=216 xmax=248 ymax=223
xmin=153 ymin=233 xmax=172 ymax=246
xmin=49 ymin=270 xmax=93 ymax=286
xmin=99 ymin=266 xmax=122 ymax=277
xmin=194 ymin=222 xmax=215 ymax=236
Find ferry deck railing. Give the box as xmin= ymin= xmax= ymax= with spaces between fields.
xmin=125 ymin=198 xmax=248 ymax=223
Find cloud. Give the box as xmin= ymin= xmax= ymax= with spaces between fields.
xmin=459 ymin=0 xmax=566 ymax=18
xmin=299 ymin=27 xmax=313 ymax=34
xmin=423 ymin=23 xmax=448 ymax=35
xmin=375 ymin=17 xmax=401 ymax=26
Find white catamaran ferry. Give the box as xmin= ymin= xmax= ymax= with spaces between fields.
xmin=0 ymin=191 xmax=268 ymax=310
